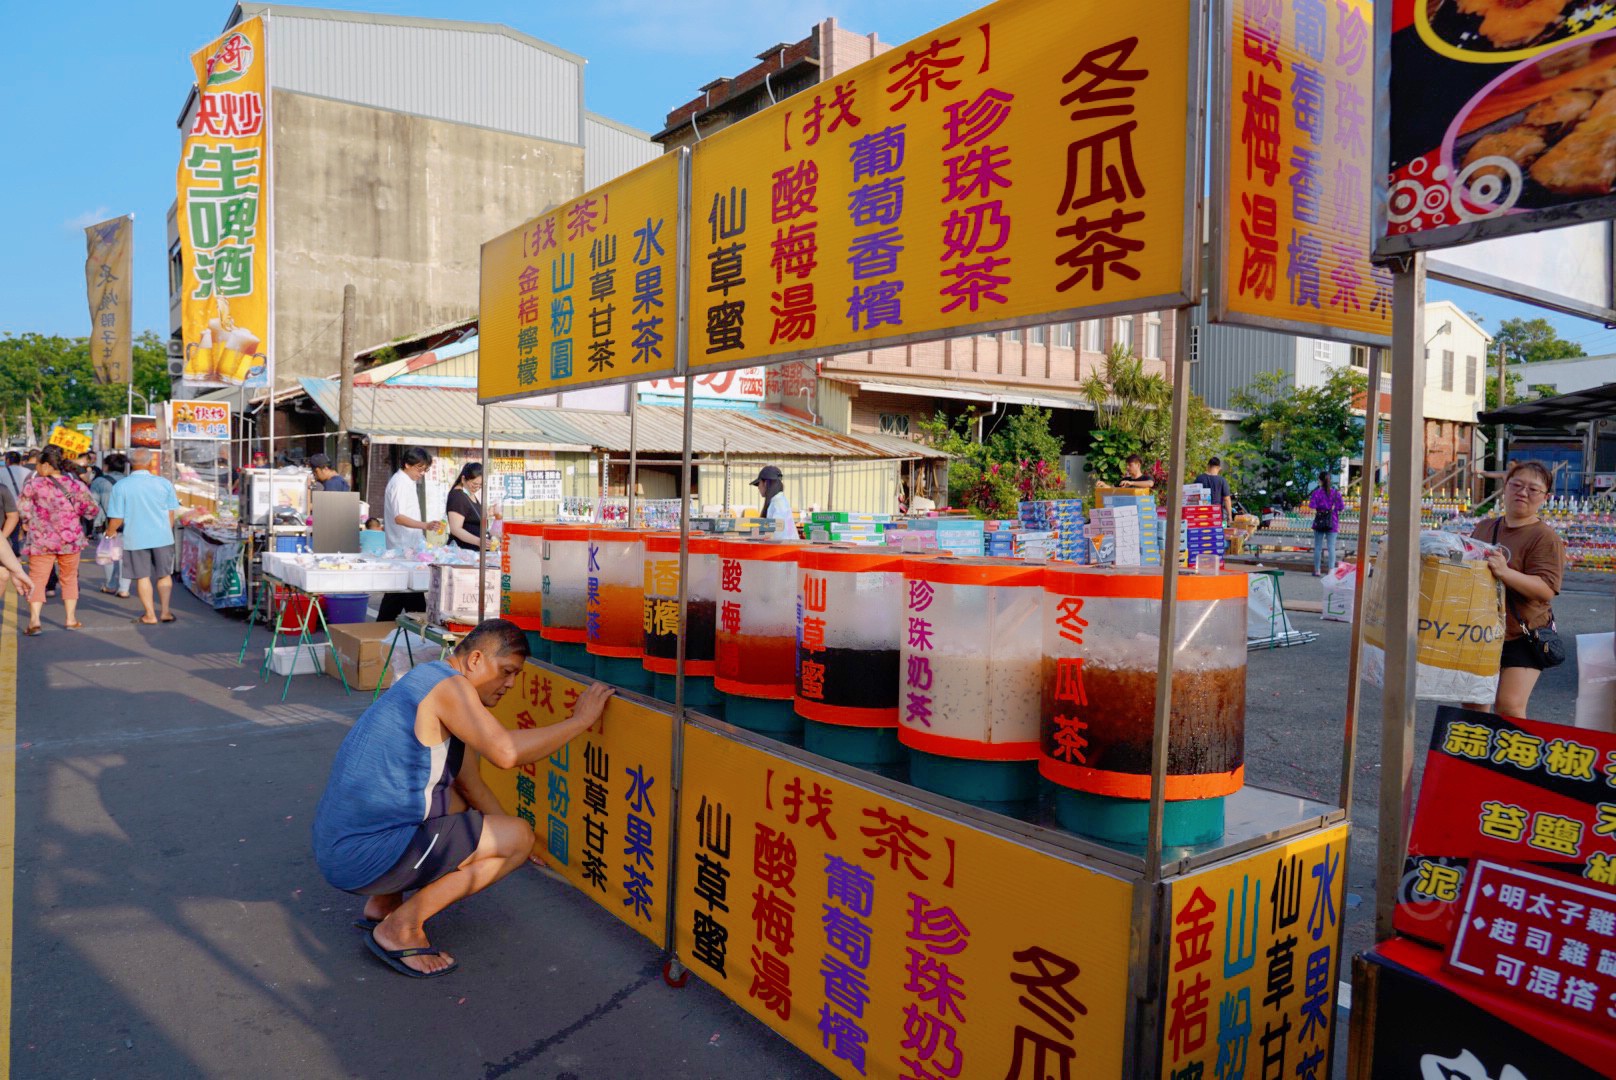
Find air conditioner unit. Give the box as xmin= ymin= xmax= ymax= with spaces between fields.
xmin=166 ymin=340 xmax=183 ymax=358
xmin=167 ymin=358 xmax=186 ymax=378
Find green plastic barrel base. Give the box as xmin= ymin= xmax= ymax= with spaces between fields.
xmin=803 ymin=720 xmax=905 ymax=768
xmin=523 ymin=632 xmax=552 ymax=666
xmin=651 ymin=673 xmax=725 ymax=716
xmin=908 ymin=750 xmax=1039 ymax=805
xmin=548 ymin=640 xmax=593 ymax=676
xmin=724 ymin=696 xmax=801 ymax=739
xmin=592 ymin=655 xmax=653 ymax=694
xmin=1054 ymin=788 xmax=1225 ymax=848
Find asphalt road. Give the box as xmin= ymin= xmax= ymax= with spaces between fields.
xmin=4 ymin=569 xmax=1610 ymax=1078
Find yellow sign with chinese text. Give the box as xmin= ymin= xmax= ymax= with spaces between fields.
xmin=685 ymin=0 xmax=1197 ymax=373
xmin=1160 ymin=824 xmax=1349 ymax=1079
xmin=675 ymin=721 xmax=1134 ymax=1079
xmin=1212 ymin=0 xmax=1389 ymax=345
xmin=176 ymin=16 xmax=271 ymax=390
xmin=481 ymin=660 xmax=676 ymax=947
xmin=479 ymin=152 xmax=683 ymax=403
xmin=47 ymin=427 xmax=91 ymax=457
xmin=83 ymin=215 xmax=132 ymax=385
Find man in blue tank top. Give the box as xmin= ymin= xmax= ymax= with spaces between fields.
xmin=313 ymin=618 xmax=613 ymax=977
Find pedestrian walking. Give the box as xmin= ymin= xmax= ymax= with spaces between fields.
xmin=105 ymin=449 xmax=181 ymax=626
xmin=1308 ymin=471 xmax=1345 ymax=576
xmin=90 ymin=453 xmax=128 ymax=597
xmin=377 ymin=447 xmax=442 ymax=623
xmin=16 ymin=446 xmax=99 ymax=635
xmin=1468 ymin=460 xmax=1567 ymax=718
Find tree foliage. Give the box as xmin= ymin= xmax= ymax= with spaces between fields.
xmin=1227 ymin=366 xmax=1367 ymax=508
xmin=1493 ymin=317 xmax=1585 ymax=365
xmin=916 ymin=405 xmax=1068 ymax=518
xmin=0 ymin=331 xmax=170 ymax=442
xmin=1078 ymin=345 xmax=1220 ymax=482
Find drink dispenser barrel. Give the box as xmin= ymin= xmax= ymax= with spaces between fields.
xmin=539 ymin=524 xmax=593 ymax=643
xmin=643 ymin=532 xmax=718 ymax=678
xmin=586 ymin=528 xmax=649 ymax=659
xmin=794 ymin=547 xmax=909 ymax=727
xmin=502 ymin=522 xmax=545 ymax=630
xmin=713 ymin=539 xmax=807 ymax=700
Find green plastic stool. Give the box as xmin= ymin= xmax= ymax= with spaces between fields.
xmin=803 ymin=720 xmax=905 ymax=767
xmin=908 ymin=750 xmax=1040 ymax=805
xmin=652 ymin=673 xmax=725 ymax=717
xmin=548 ymin=640 xmax=593 ymax=676
xmin=724 ymin=696 xmax=801 ymax=738
xmin=523 ymin=632 xmax=552 ymax=666
xmin=1053 ymin=788 xmax=1225 ymax=848
xmin=592 ymin=655 xmax=653 ymax=694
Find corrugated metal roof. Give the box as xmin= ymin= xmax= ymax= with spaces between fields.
xmin=298 ymin=379 xmax=946 ymax=459
xmin=823 ymin=373 xmax=1096 ymax=411
xmin=585 ymin=113 xmax=662 ymax=191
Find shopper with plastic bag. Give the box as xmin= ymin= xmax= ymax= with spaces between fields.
xmin=1467 ymin=460 xmax=1566 ymax=717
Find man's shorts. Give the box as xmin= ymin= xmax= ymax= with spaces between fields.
xmin=121 ymin=544 xmax=176 ymax=581
xmin=353 ymin=811 xmax=485 ymax=896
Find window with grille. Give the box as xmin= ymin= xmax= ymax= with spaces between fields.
xmin=1465 ymin=355 xmax=1477 ymax=396
xmin=1143 ymin=314 xmax=1161 ymax=358
xmin=1055 ymin=323 xmax=1074 ymax=348
xmin=1081 ymin=321 xmax=1103 ymax=352
xmin=1442 ymin=350 xmax=1454 ymax=392
xmin=1029 ymin=325 xmax=1047 ymax=345
xmin=1113 ymin=317 xmax=1134 ymax=350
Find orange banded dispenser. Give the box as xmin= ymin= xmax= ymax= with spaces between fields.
xmin=540 ymin=524 xmax=594 ymax=673
xmin=899 ymin=558 xmax=1044 ymax=804
xmin=501 ymin=522 xmax=547 ymax=661
xmin=1040 ymin=566 xmax=1248 ymax=846
xmin=713 ymin=539 xmax=806 ymax=736
xmin=642 ymin=533 xmax=723 ymax=713
xmin=796 ymin=547 xmax=909 ymax=767
xmin=587 ymin=528 xmax=652 ymax=692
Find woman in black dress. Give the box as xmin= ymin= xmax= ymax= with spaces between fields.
xmin=445 ymin=462 xmax=494 ymax=550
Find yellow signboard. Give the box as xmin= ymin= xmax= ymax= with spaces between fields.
xmin=1160 ymin=824 xmax=1349 ymax=1079
xmin=479 ymin=152 xmax=684 ymax=403
xmin=168 ymin=400 xmax=232 ymax=441
xmin=176 ymin=16 xmax=271 ymax=390
xmin=1211 ymin=0 xmax=1389 ymax=345
xmin=83 ymin=215 xmax=132 ymax=385
xmin=675 ymin=722 xmax=1134 ymax=1079
xmin=47 ymin=427 xmax=91 ymax=457
xmin=481 ymin=661 xmax=676 ymax=947
xmin=685 ymin=0 xmax=1198 ymax=374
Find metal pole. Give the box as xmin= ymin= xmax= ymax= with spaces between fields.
xmin=1495 ymin=337 xmax=1507 ymax=483
xmin=338 ymin=284 xmax=356 ymax=486
xmin=478 ymin=403 xmax=491 ymax=623
xmin=826 ymin=457 xmax=835 ymax=513
xmin=628 ymin=384 xmax=640 ymax=527
xmin=1340 ymin=344 xmax=1383 ymax=812
xmin=1377 ymin=256 xmax=1427 ymax=942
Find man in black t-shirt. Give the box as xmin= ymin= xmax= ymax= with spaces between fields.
xmin=309 ymin=453 xmax=350 ymax=492
xmin=1194 ymin=457 xmax=1233 ymax=520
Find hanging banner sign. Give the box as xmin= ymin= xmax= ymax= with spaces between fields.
xmin=176 ymin=16 xmax=272 ymax=390
xmin=1160 ymin=824 xmax=1348 ymax=1080
xmin=482 ymin=661 xmax=677 ymax=947
xmin=1211 ymin=0 xmax=1390 ymax=345
xmin=684 ymin=0 xmax=1201 ymax=376
xmin=479 ymin=151 xmax=685 ymax=403
xmin=168 ymin=400 xmax=232 ymax=441
xmin=83 ymin=215 xmax=133 ymax=384
xmin=1376 ymin=4 xmax=1616 ymax=255
xmin=674 ymin=721 xmax=1134 ymax=1080
xmin=47 ymin=427 xmax=92 ymax=457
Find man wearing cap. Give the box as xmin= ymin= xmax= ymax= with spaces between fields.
xmin=750 ymin=465 xmax=799 ymax=540
xmin=308 ymin=453 xmax=350 ymax=492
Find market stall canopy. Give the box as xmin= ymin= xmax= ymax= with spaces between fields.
xmin=297 ymin=378 xmax=947 ymax=460
xmin=1478 ymin=381 xmax=1616 ymax=430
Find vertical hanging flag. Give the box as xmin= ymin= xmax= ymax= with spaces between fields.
xmin=83 ymin=215 xmax=133 ymax=385
xmin=176 ymin=16 xmax=271 ymax=390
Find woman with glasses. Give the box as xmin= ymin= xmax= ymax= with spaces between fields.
xmin=1469 ymin=460 xmax=1566 ymax=717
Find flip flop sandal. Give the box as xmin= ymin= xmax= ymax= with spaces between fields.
xmin=99 ymin=587 xmax=118 ymax=595
xmin=352 ymin=917 xmax=380 ymax=932
xmin=365 ymin=930 xmax=457 ymax=978
xmin=64 ymin=622 xmax=83 ymax=630
xmin=159 ymin=615 xmax=178 ymax=623
xmin=132 ymin=617 xmax=158 ymax=626
xmin=23 ymin=625 xmax=42 ymax=637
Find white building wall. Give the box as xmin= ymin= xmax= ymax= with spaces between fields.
xmin=1423 ymin=300 xmax=1489 ymax=423
xmin=1506 ymin=354 xmax=1616 ymax=396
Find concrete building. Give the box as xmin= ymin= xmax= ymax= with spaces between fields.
xmin=167 ymin=3 xmax=659 ymax=394
xmin=649 ymin=18 xmax=1178 ymax=459
xmin=1504 ymin=354 xmax=1616 ymax=398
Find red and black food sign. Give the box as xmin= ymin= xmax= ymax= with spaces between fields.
xmin=1397 ymin=706 xmax=1616 ymax=950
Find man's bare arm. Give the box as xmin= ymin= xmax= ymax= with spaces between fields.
xmin=452 ymin=748 xmax=508 ymax=816
xmin=434 ymin=680 xmax=614 ymax=770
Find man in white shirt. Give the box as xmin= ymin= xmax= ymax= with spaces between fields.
xmin=750 ymin=465 xmax=800 ymax=541
xmin=378 ymin=447 xmax=442 ymax=623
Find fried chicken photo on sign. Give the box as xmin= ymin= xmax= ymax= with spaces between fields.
xmin=1462 ymin=126 xmax=1549 ymax=180
xmin=1454 ymin=0 xmax=1567 ymax=49
xmin=1573 ymin=66 xmax=1616 ymax=92
xmin=1530 ymin=113 xmax=1616 ymax=193
xmin=1523 ymin=88 xmax=1596 ymax=128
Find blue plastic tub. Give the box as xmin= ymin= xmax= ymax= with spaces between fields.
xmin=323 ymin=593 xmax=369 ymax=624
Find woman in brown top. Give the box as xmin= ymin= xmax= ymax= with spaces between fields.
xmin=1469 ymin=460 xmax=1566 ymax=717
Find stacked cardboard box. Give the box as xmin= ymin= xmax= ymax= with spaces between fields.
xmin=1179 ymin=503 xmax=1228 ymax=568
xmin=898 ymin=516 xmax=985 ymax=556
xmin=1087 ymin=503 xmax=1141 ymax=566
xmin=1017 ymin=499 xmax=1088 ymax=561
xmin=809 ymin=511 xmax=890 ymax=545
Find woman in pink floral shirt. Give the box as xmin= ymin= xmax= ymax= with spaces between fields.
xmin=17 ymin=445 xmax=99 ymax=634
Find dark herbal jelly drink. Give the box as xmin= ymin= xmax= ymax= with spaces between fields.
xmin=799 ymin=646 xmax=901 ymax=709
xmin=645 ymin=598 xmax=717 ymax=662
xmin=1039 ymin=657 xmax=1246 ymax=778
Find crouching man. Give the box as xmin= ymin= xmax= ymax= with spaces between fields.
xmin=312 ymin=617 xmax=613 ymax=977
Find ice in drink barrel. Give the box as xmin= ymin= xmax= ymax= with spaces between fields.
xmin=795 ymin=547 xmax=910 ymax=767
xmin=900 ymin=558 xmax=1045 ymax=805
xmin=540 ymin=524 xmax=593 ymax=674
xmin=712 ymin=539 xmax=806 ymax=736
xmin=502 ymin=522 xmax=547 ymax=662
xmin=642 ymin=532 xmax=723 ymax=714
xmin=586 ymin=528 xmax=651 ymax=692
xmin=1041 ymin=566 xmax=1248 ymax=846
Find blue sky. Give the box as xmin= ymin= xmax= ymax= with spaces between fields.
xmin=1 ymin=0 xmax=1611 ymax=353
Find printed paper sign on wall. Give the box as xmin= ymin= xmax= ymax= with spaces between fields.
xmin=685 ymin=0 xmax=1199 ymax=375
xmin=1161 ymin=824 xmax=1348 ymax=1080
xmin=1378 ymin=2 xmax=1616 ymax=254
xmin=176 ymin=16 xmax=271 ymax=389
xmin=480 ymin=152 xmax=683 ymax=402
xmin=482 ymin=661 xmax=677 ymax=947
xmin=675 ymin=722 xmax=1134 ymax=1079
xmin=1212 ymin=0 xmax=1390 ymax=344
